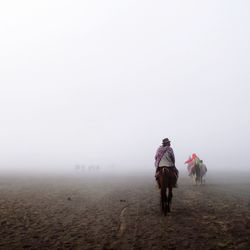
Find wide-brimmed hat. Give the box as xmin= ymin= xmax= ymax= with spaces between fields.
xmin=162 ymin=138 xmax=171 ymax=144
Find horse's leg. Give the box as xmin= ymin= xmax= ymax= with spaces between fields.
xmin=159 ymin=175 xmax=165 ymax=213
xmin=160 ymin=173 xmax=168 ymax=215
xmin=193 ymin=174 xmax=196 ymax=185
xmin=167 ymin=186 xmax=173 ymax=212
xmin=161 ymin=186 xmax=167 ymax=215
xmin=201 ymin=175 xmax=205 ymax=185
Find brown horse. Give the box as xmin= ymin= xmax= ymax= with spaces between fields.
xmin=158 ymin=167 xmax=176 ymax=215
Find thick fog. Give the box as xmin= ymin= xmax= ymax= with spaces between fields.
xmin=0 ymin=1 xmax=250 ymax=174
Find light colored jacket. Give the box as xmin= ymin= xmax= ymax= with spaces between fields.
xmin=157 ymin=146 xmax=175 ymax=167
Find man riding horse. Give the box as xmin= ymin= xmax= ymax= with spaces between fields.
xmin=154 ymin=138 xmax=179 ymax=188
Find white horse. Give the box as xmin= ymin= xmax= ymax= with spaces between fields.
xmin=188 ymin=161 xmax=207 ymax=185
xmin=194 ymin=162 xmax=207 ymax=185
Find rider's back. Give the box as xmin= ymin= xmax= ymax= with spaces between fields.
xmin=158 ymin=146 xmax=175 ymax=167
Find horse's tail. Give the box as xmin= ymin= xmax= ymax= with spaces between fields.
xmin=161 ymin=168 xmax=168 ymax=189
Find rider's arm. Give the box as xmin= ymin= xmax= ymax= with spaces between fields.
xmin=169 ymin=148 xmax=175 ymax=165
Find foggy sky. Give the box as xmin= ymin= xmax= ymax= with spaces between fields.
xmin=0 ymin=1 xmax=250 ymax=172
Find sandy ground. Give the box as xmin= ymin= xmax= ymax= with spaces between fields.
xmin=0 ymin=172 xmax=249 ymax=250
